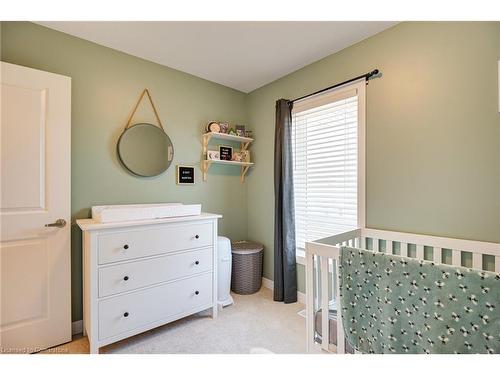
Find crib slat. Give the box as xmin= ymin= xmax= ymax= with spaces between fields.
xmin=401 ymin=242 xmax=408 ymax=257
xmin=496 ymin=256 xmax=500 ymax=273
xmin=451 ymin=249 xmax=461 ymax=266
xmin=373 ymin=238 xmax=379 ymax=252
xmin=433 ymin=247 xmax=442 ymax=264
xmin=416 ymin=245 xmax=424 ymax=260
xmin=331 ymin=258 xmax=337 ymax=305
xmin=386 ymin=240 xmax=392 ymax=254
xmin=305 ymin=251 xmax=315 ymax=353
xmin=335 ymin=257 xmax=345 ymax=354
xmin=314 ymin=256 xmax=321 ymax=309
xmin=360 ymin=237 xmax=366 ymax=250
xmin=472 ymin=253 xmax=482 ymax=270
xmin=320 ymin=257 xmax=330 ymax=352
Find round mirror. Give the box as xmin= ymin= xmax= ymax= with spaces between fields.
xmin=117 ymin=123 xmax=174 ymax=177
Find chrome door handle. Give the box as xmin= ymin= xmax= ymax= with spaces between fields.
xmin=45 ymin=219 xmax=67 ymax=228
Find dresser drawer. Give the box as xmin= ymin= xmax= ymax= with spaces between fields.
xmin=98 ymin=248 xmax=213 ymax=297
xmin=98 ymin=222 xmax=213 ymax=264
xmin=98 ymin=272 xmax=213 ymax=340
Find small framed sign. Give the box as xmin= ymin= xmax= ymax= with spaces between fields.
xmin=176 ymin=165 xmax=195 ymax=185
xmin=219 ymin=145 xmax=233 ymax=161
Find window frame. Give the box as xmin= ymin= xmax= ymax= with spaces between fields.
xmin=294 ymin=79 xmax=366 ymax=265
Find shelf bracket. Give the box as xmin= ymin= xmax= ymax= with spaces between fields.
xmin=241 ymin=165 xmax=250 ymax=183
xmin=201 ymin=160 xmax=212 ymax=181
xmin=202 ymin=133 xmax=213 ymax=156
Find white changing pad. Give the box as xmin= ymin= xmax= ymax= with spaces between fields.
xmin=91 ymin=203 xmax=201 ymax=223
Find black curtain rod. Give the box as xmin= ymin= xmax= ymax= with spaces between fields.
xmin=289 ymin=69 xmax=380 ymax=103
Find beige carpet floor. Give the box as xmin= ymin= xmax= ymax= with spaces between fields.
xmin=42 ymin=287 xmax=308 ymax=354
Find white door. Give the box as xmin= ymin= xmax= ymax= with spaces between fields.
xmin=0 ymin=62 xmax=71 ymax=353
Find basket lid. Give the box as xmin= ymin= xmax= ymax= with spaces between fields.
xmin=231 ymin=241 xmax=264 ymax=254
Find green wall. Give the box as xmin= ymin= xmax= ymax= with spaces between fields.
xmin=245 ymin=22 xmax=500 ymax=290
xmin=2 ymin=22 xmax=499 ymax=308
xmin=1 ymin=22 xmax=249 ymax=321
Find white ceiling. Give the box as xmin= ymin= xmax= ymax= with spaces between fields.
xmin=36 ymin=22 xmax=397 ymax=93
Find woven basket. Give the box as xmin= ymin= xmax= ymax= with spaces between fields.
xmin=231 ymin=241 xmax=264 ymax=295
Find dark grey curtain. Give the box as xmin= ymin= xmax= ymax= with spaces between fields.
xmin=273 ymin=99 xmax=297 ymax=303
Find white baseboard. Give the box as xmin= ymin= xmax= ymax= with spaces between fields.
xmin=261 ymin=277 xmax=305 ymax=304
xmin=261 ymin=277 xmax=274 ymax=290
xmin=298 ymin=291 xmax=305 ymax=304
xmin=72 ymin=320 xmax=83 ymax=336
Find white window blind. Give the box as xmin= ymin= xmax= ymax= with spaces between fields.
xmin=292 ymin=86 xmax=360 ymax=250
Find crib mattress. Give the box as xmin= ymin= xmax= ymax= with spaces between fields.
xmin=314 ymin=308 xmax=354 ymax=353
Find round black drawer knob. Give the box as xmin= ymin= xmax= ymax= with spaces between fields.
xmin=195 ymin=291 xmax=199 ymax=295
xmin=195 ymin=261 xmax=199 ymax=265
xmin=123 ymin=276 xmax=129 ymax=281
xmin=123 ymin=312 xmax=129 ymax=317
xmin=195 ymin=235 xmax=199 ymax=239
xmin=123 ymin=244 xmax=129 ymax=250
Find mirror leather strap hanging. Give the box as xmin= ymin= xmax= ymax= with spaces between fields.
xmin=124 ymin=89 xmax=164 ymax=131
xmin=117 ymin=88 xmax=174 ymax=177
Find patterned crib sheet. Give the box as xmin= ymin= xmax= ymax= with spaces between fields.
xmin=339 ymin=246 xmax=499 ymax=354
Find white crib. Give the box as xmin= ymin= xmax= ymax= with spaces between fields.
xmin=305 ymin=227 xmax=500 ymax=353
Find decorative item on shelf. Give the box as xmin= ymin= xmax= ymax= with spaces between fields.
xmin=244 ymin=130 xmax=253 ymax=138
xmin=241 ymin=150 xmax=250 ymax=162
xmin=232 ymin=150 xmax=250 ymax=163
xmin=176 ymin=165 xmax=195 ymax=185
xmin=219 ymin=145 xmax=233 ymax=161
xmin=232 ymin=151 xmax=243 ymax=162
xmin=228 ymin=128 xmax=237 ymax=136
xmin=236 ymin=125 xmax=245 ymax=137
xmin=207 ymin=150 xmax=220 ymax=160
xmin=219 ymin=122 xmax=229 ymax=134
xmin=206 ymin=121 xmax=220 ymax=133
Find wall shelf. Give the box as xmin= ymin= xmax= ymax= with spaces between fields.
xmin=202 ymin=132 xmax=254 ymax=154
xmin=201 ymin=132 xmax=255 ymax=183
xmin=201 ymin=159 xmax=254 ymax=183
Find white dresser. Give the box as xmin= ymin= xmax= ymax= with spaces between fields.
xmin=77 ymin=213 xmax=221 ymax=353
